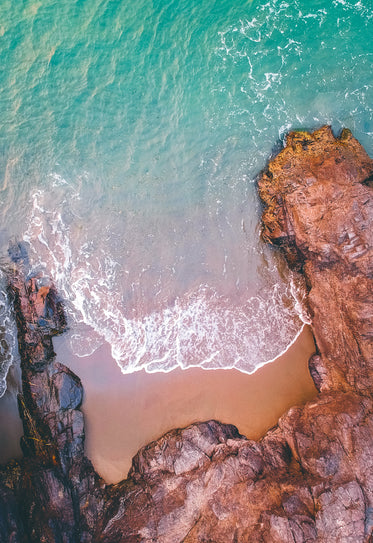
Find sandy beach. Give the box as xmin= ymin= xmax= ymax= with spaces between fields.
xmin=53 ymin=325 xmax=317 ymax=483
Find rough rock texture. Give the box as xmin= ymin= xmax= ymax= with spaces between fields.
xmin=0 ymin=274 xmax=106 ymax=542
xmin=259 ymin=125 xmax=373 ymax=395
xmin=1 ymin=126 xmax=373 ymax=542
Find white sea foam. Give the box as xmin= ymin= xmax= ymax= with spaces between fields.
xmin=22 ymin=185 xmax=309 ymax=377
xmin=0 ymin=270 xmax=18 ymax=398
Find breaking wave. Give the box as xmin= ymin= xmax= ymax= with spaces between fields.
xmin=22 ymin=185 xmax=309 ymax=375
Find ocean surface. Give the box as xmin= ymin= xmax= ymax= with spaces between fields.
xmin=0 ymin=0 xmax=372 ymax=395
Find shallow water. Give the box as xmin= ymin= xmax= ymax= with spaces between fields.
xmin=0 ymin=0 xmax=372 ymax=390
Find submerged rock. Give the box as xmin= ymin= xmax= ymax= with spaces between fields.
xmin=1 ymin=126 xmax=373 ymax=541
xmin=8 ymin=240 xmax=29 ymax=265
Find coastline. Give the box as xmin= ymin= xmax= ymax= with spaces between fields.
xmin=0 ymin=318 xmax=315 ymax=478
xmin=54 ymin=324 xmax=316 ymax=483
xmin=1 ymin=126 xmax=373 ymax=541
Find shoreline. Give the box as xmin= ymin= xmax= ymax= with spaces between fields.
xmin=1 ymin=127 xmax=372 ymax=541
xmin=53 ymin=324 xmax=317 ymax=483
xmin=0 ymin=320 xmax=315 ymax=479
xmin=139 ymin=322 xmax=309 ymax=377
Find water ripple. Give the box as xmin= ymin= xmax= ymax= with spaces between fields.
xmin=0 ymin=0 xmax=371 ymax=383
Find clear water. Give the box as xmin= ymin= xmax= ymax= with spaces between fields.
xmin=0 ymin=0 xmax=372 ymax=392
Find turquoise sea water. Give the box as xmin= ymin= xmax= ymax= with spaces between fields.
xmin=0 ymin=0 xmax=372 ymax=393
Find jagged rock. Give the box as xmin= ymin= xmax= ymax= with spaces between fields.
xmin=129 ymin=420 xmax=243 ymax=480
xmin=1 ymin=126 xmax=373 ymax=542
xmin=0 ymin=275 xmax=104 ymax=542
xmin=258 ymin=126 xmax=373 ymax=393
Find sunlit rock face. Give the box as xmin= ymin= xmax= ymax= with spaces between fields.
xmin=259 ymin=125 xmax=373 ymax=395
xmin=1 ymin=126 xmax=373 ymax=542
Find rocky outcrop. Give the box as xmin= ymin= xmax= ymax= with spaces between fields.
xmin=0 ymin=274 xmax=106 ymax=542
xmin=259 ymin=125 xmax=373 ymax=395
xmin=1 ymin=126 xmax=373 ymax=542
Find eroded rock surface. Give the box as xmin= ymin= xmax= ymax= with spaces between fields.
xmin=1 ymin=126 xmax=373 ymax=542
xmin=259 ymin=126 xmax=373 ymax=393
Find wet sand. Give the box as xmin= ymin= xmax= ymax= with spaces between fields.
xmin=0 ymin=363 xmax=23 ymax=464
xmin=54 ymin=325 xmax=317 ymax=484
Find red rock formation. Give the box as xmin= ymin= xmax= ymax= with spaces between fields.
xmin=259 ymin=125 xmax=373 ymax=394
xmin=1 ymin=126 xmax=373 ymax=542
